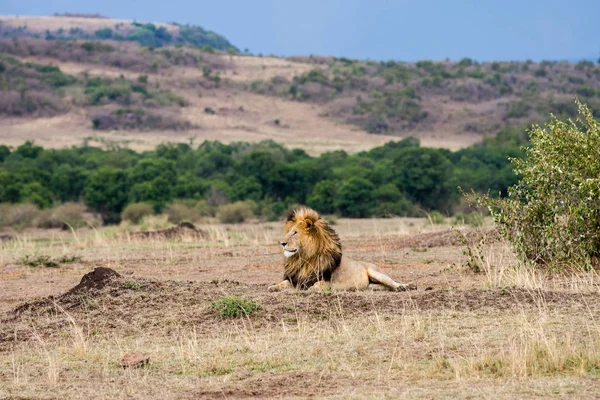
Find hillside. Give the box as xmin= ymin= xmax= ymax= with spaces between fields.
xmin=1 ymin=15 xmax=599 ymax=154
xmin=0 ymin=14 xmax=237 ymax=50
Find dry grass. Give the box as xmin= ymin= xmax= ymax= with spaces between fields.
xmin=1 ymin=218 xmax=600 ymax=399
xmin=0 ymin=15 xmax=177 ymax=33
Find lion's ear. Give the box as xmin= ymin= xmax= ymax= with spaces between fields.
xmin=305 ymin=219 xmax=313 ymax=229
xmin=285 ymin=210 xmax=296 ymax=223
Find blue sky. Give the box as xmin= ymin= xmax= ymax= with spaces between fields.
xmin=2 ymin=0 xmax=599 ymax=62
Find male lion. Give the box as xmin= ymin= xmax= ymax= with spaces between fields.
xmin=268 ymin=207 xmax=417 ymax=292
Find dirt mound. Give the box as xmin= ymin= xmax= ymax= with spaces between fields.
xmin=67 ymin=267 xmax=122 ymax=294
xmin=130 ymin=222 xmax=207 ymax=240
xmin=393 ymin=227 xmax=501 ymax=249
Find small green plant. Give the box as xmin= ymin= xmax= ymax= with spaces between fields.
xmin=124 ymin=281 xmax=142 ymax=290
xmin=210 ymin=296 xmax=260 ymax=318
xmin=57 ymin=255 xmax=82 ymax=263
xmin=19 ymin=255 xmax=58 ymax=268
xmin=18 ymin=254 xmax=81 ymax=268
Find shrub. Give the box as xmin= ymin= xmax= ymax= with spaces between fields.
xmin=472 ymin=100 xmax=600 ymax=270
xmin=216 ymin=201 xmax=255 ymax=223
xmin=139 ymin=214 xmax=171 ymax=231
xmin=165 ymin=201 xmax=200 ymax=223
xmin=0 ymin=203 xmax=39 ymax=228
xmin=36 ymin=202 xmax=88 ymax=229
xmin=427 ymin=210 xmax=446 ymax=225
xmin=121 ymin=202 xmax=155 ymax=224
xmin=210 ymin=296 xmax=260 ymax=318
xmin=195 ymin=199 xmax=216 ymax=217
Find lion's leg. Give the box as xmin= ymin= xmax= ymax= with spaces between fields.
xmin=366 ymin=267 xmax=417 ymax=291
xmin=308 ymin=280 xmax=331 ymax=291
xmin=268 ymin=280 xmax=293 ymax=292
xmin=368 ymin=283 xmax=391 ymax=291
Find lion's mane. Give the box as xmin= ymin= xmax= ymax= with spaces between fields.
xmin=283 ymin=207 xmax=342 ymax=289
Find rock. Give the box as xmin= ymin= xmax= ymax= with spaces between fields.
xmin=120 ymin=351 xmax=150 ymax=368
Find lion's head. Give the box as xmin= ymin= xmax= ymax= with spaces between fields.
xmin=280 ymin=207 xmax=342 ymax=289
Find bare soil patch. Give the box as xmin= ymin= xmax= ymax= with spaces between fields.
xmin=2 ymin=267 xmax=597 ymax=352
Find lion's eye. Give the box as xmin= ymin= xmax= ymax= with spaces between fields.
xmin=293 ymin=230 xmax=297 ymax=235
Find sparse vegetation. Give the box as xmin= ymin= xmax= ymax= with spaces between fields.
xmin=246 ymin=55 xmax=600 ymax=135
xmin=0 ymin=55 xmax=75 ymax=116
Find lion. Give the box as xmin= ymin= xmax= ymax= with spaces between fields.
xmin=268 ymin=207 xmax=417 ymax=292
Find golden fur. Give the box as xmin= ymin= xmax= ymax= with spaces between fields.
xmin=269 ymin=207 xmax=417 ymax=292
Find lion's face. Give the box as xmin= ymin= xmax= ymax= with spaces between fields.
xmin=280 ymin=223 xmax=302 ymax=258
xmin=280 ymin=209 xmax=321 ymax=258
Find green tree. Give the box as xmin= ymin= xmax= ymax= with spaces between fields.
xmin=373 ymin=183 xmax=415 ymax=217
xmin=20 ymin=182 xmax=53 ymax=208
xmin=306 ymin=180 xmax=338 ymax=214
xmin=129 ymin=176 xmax=173 ymax=211
xmin=230 ymin=176 xmax=263 ymax=202
xmin=393 ymin=147 xmax=456 ymax=211
xmin=14 ymin=141 xmax=43 ymax=159
xmin=84 ymin=168 xmax=129 ymax=223
xmin=0 ymin=145 xmax=10 ymax=162
xmin=50 ymin=164 xmax=86 ymax=202
xmin=336 ymin=177 xmax=376 ymax=217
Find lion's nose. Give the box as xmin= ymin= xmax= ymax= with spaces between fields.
xmin=280 ymin=242 xmax=287 ymax=247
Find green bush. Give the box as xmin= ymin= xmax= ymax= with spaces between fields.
xmin=121 ymin=202 xmax=155 ymax=224
xmin=210 ymin=296 xmax=260 ymax=318
xmin=216 ymin=201 xmax=256 ymax=223
xmin=473 ymin=100 xmax=600 ymax=270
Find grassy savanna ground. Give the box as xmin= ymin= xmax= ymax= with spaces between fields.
xmin=1 ymin=217 xmax=599 ymax=399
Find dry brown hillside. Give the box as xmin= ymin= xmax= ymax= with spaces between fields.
xmin=1 ymin=15 xmax=599 ymax=154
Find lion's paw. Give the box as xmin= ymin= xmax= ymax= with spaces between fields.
xmin=396 ymin=282 xmax=417 ymax=291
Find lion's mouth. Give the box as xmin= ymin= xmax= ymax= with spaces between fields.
xmin=283 ymin=249 xmax=298 ymax=258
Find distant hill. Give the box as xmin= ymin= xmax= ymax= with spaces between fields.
xmin=0 ymin=15 xmax=599 ymax=154
xmin=0 ymin=15 xmax=238 ymax=50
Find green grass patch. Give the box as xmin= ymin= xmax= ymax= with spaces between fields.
xmin=210 ymin=296 xmax=261 ymax=318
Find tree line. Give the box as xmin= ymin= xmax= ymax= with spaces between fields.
xmin=0 ymin=133 xmax=525 ymax=224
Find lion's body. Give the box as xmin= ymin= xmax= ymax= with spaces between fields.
xmin=269 ymin=207 xmax=416 ymax=292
